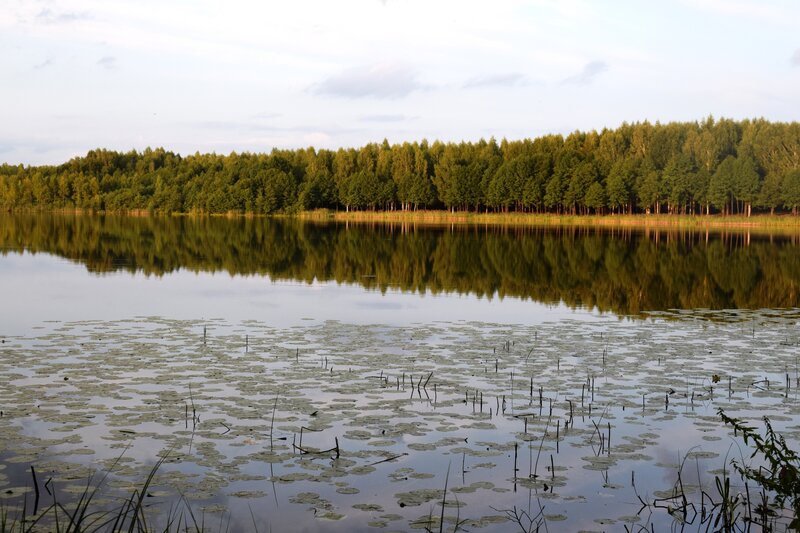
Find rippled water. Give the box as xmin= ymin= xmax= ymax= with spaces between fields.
xmin=1 ymin=214 xmax=799 ymax=531
xmin=2 ymin=309 xmax=800 ymax=531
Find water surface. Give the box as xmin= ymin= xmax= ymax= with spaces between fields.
xmin=2 ymin=212 xmax=800 ymax=315
xmin=1 ymin=213 xmax=799 ymax=531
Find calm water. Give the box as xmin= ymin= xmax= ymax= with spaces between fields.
xmin=1 ymin=213 xmax=799 ymax=531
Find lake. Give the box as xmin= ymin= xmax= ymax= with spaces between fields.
xmin=1 ymin=212 xmax=799 ymax=532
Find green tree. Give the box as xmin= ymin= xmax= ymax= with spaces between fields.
xmin=545 ymin=150 xmax=578 ymax=213
xmin=584 ymin=182 xmax=606 ymax=214
xmin=758 ymin=172 xmax=783 ymax=215
xmin=1 ymin=118 xmax=798 ymax=216
xmin=487 ymin=162 xmax=517 ymax=212
xmin=662 ymin=153 xmax=695 ymax=214
xmin=606 ymin=159 xmax=637 ymax=214
xmin=733 ymin=155 xmax=760 ymax=217
xmin=333 ymin=148 xmax=357 ymax=211
xmin=691 ymin=167 xmax=711 ymax=215
xmin=637 ymin=162 xmax=662 ymax=214
xmin=709 ymin=156 xmax=736 ymax=214
xmin=783 ymin=169 xmax=800 ymax=215
xmin=259 ymin=168 xmax=295 ymax=214
xmin=297 ymin=171 xmax=337 ymax=210
xmin=432 ymin=145 xmax=486 ymax=211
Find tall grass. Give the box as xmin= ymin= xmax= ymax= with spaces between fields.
xmin=295 ymin=209 xmax=800 ymax=233
xmin=718 ymin=409 xmax=800 ymax=530
xmin=0 ymin=453 xmax=210 ymax=533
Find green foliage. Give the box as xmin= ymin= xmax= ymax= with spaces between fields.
xmin=584 ymin=182 xmax=606 ymax=213
xmin=636 ymin=163 xmax=662 ymax=214
xmin=606 ymin=159 xmax=636 ymax=213
xmin=734 ymin=155 xmax=760 ymax=202
xmin=709 ymin=156 xmax=736 ymax=214
xmin=759 ymin=172 xmax=784 ymax=214
xmin=783 ymin=169 xmax=800 ymax=213
xmin=663 ymin=153 xmax=696 ymax=213
xmin=258 ymin=168 xmax=295 ymax=213
xmin=718 ymin=409 xmax=800 ymax=528
xmin=1 ymin=117 xmax=799 ymax=215
xmin=563 ymin=161 xmax=598 ymax=214
xmin=298 ymin=171 xmax=337 ymax=210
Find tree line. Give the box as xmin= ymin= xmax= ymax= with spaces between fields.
xmin=2 ymin=117 xmax=800 ymax=216
xmin=3 ymin=212 xmax=799 ymax=314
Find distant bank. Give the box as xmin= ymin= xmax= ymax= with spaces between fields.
xmin=2 ymin=118 xmax=800 ymax=218
xmin=297 ymin=209 xmax=800 ymax=232
xmin=6 ymin=206 xmax=800 ymax=233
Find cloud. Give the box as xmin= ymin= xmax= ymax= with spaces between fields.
xmin=792 ymin=49 xmax=800 ymax=67
xmin=303 ymin=132 xmax=331 ymax=145
xmin=251 ymin=112 xmax=282 ymax=120
xmin=189 ymin=120 xmax=252 ymax=131
xmin=314 ymin=63 xmax=421 ymax=99
xmin=185 ymin=120 xmax=360 ymax=136
xmin=562 ymin=61 xmax=608 ymax=85
xmin=0 ymin=137 xmax=83 ymax=161
xmin=463 ymin=73 xmax=526 ymax=89
xmin=33 ymin=58 xmax=54 ymax=70
xmin=97 ymin=56 xmax=116 ymax=70
xmin=36 ymin=9 xmax=91 ymax=24
xmin=359 ymin=114 xmax=407 ymax=123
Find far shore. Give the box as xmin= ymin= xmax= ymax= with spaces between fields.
xmin=7 ymin=207 xmax=800 ymax=233
xmin=295 ymin=209 xmax=800 ymax=233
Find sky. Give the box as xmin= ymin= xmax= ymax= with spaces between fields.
xmin=1 ymin=0 xmax=799 ymax=165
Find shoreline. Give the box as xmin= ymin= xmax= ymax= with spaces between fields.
xmin=7 ymin=207 xmax=800 ymax=233
xmin=295 ymin=209 xmax=800 ymax=232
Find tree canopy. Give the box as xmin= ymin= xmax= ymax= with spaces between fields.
xmin=2 ymin=118 xmax=800 ymax=216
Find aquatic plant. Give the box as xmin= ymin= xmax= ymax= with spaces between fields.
xmin=0 ymin=453 xmax=210 ymax=533
xmin=719 ymin=409 xmax=800 ymax=529
xmin=4 ymin=310 xmax=800 ymax=530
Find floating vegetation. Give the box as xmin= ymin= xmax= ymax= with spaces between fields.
xmin=0 ymin=310 xmax=799 ymax=530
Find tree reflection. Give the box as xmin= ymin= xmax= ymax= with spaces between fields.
xmin=1 ymin=213 xmax=798 ymax=315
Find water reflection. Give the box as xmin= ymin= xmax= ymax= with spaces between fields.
xmin=1 ymin=212 xmax=799 ymax=314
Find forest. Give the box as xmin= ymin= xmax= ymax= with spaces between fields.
xmin=1 ymin=117 xmax=800 ymax=216
xmin=2 ymin=212 xmax=798 ymax=315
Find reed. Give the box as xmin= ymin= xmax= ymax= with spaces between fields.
xmin=0 ymin=452 xmax=210 ymax=533
xmin=298 ymin=209 xmax=800 ymax=234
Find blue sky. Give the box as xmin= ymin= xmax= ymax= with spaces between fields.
xmin=1 ymin=0 xmax=799 ymax=165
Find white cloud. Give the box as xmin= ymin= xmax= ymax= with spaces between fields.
xmin=562 ymin=61 xmax=608 ymax=85
xmin=303 ymin=131 xmax=331 ymax=145
xmin=251 ymin=112 xmax=282 ymax=120
xmin=33 ymin=57 xmax=54 ymax=70
xmin=97 ymin=56 xmax=116 ymax=69
xmin=35 ymin=8 xmax=91 ymax=24
xmin=463 ymin=73 xmax=527 ymax=89
xmin=314 ymin=63 xmax=422 ymax=99
xmin=359 ymin=114 xmax=408 ymax=122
